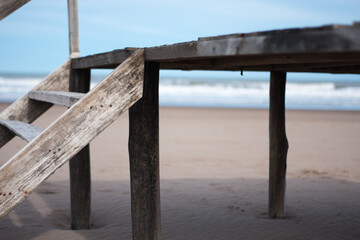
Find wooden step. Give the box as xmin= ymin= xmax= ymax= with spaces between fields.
xmin=29 ymin=91 xmax=85 ymax=107
xmin=0 ymin=119 xmax=41 ymax=142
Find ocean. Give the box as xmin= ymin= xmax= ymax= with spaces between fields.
xmin=1 ymin=73 xmax=360 ymax=111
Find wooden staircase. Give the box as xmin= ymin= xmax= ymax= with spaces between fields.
xmin=0 ymin=49 xmax=144 ymax=218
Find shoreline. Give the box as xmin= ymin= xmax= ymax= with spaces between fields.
xmin=2 ymin=101 xmax=360 ymax=112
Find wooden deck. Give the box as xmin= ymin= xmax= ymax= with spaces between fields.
xmin=72 ymin=23 xmax=360 ymax=73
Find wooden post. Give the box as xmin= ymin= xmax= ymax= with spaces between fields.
xmin=68 ymin=0 xmax=88 ymax=229
xmin=69 ymin=68 xmax=91 ymax=229
xmin=128 ymin=62 xmax=161 ymax=240
xmin=67 ymin=0 xmax=80 ymax=58
xmin=269 ymin=71 xmax=288 ymax=219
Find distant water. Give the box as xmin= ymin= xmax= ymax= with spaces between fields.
xmin=1 ymin=73 xmax=360 ymax=111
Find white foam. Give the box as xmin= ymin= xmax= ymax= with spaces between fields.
xmin=1 ymin=76 xmax=360 ymax=110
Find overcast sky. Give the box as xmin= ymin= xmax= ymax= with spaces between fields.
xmin=1 ymin=0 xmax=359 ymax=79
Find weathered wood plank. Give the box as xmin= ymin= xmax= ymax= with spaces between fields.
xmin=0 ymin=0 xmax=30 ymax=21
xmin=129 ymin=62 xmax=161 ymax=240
xmin=0 ymin=119 xmax=41 ymax=142
xmin=69 ymin=144 xmax=90 ymax=230
xmin=72 ymin=49 xmax=136 ymax=69
xmin=236 ymin=63 xmax=360 ymax=74
xmin=197 ymin=24 xmax=360 ymax=56
xmin=0 ymin=50 xmax=144 ymax=218
xmin=159 ymin=57 xmax=360 ymax=73
xmin=72 ymin=24 xmax=360 ymax=71
xmin=67 ymin=0 xmax=80 ymax=58
xmin=68 ymin=68 xmax=91 ymax=230
xmin=0 ymin=60 xmax=71 ymax=148
xmin=269 ymin=71 xmax=288 ymax=219
xmin=29 ymin=91 xmax=85 ymax=107
xmin=74 ymin=50 xmax=360 ymax=72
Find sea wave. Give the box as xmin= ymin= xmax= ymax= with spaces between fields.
xmin=1 ymin=76 xmax=359 ymax=110
xmin=159 ymin=79 xmax=360 ymax=110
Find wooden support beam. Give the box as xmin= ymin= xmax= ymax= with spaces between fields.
xmin=269 ymin=71 xmax=288 ymax=219
xmin=73 ymin=48 xmax=360 ymax=72
xmin=0 ymin=119 xmax=41 ymax=142
xmin=0 ymin=0 xmax=30 ymax=21
xmin=129 ymin=62 xmax=161 ymax=240
xmin=67 ymin=0 xmax=80 ymax=58
xmin=159 ymin=56 xmax=360 ymax=72
xmin=68 ymin=68 xmax=91 ymax=230
xmin=0 ymin=60 xmax=71 ymax=148
xmin=0 ymin=50 xmax=144 ymax=218
xmin=72 ymin=49 xmax=137 ymax=69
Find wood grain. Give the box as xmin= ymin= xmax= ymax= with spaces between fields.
xmin=269 ymin=71 xmax=288 ymax=219
xmin=0 ymin=50 xmax=144 ymax=218
xmin=0 ymin=0 xmax=30 ymax=21
xmin=0 ymin=119 xmax=41 ymax=142
xmin=0 ymin=60 xmax=71 ymax=148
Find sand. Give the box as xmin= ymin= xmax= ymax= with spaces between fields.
xmin=0 ymin=103 xmax=359 ymax=240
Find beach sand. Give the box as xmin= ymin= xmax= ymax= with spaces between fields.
xmin=0 ymin=103 xmax=359 ymax=239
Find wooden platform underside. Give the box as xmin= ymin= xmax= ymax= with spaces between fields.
xmin=72 ymin=23 xmax=360 ymax=74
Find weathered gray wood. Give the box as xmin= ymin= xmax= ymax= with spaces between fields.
xmin=73 ymin=48 xmax=360 ymax=71
xmin=198 ymin=24 xmax=352 ymax=41
xmin=159 ymin=58 xmax=360 ymax=73
xmin=29 ymin=91 xmax=85 ymax=107
xmin=236 ymin=63 xmax=360 ymax=74
xmin=68 ymin=68 xmax=91 ymax=230
xmin=72 ymin=49 xmax=137 ymax=69
xmin=0 ymin=0 xmax=30 ymax=21
xmin=0 ymin=60 xmax=71 ymax=148
xmin=269 ymin=71 xmax=288 ymax=219
xmin=67 ymin=0 xmax=80 ymax=58
xmin=72 ymin=23 xmax=360 ymax=72
xmin=129 ymin=62 xmax=161 ymax=240
xmin=197 ymin=24 xmax=360 ymax=56
xmin=0 ymin=50 xmax=144 ymax=218
xmin=0 ymin=119 xmax=41 ymax=142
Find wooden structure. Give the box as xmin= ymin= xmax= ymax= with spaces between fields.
xmin=0 ymin=2 xmax=360 ymax=240
xmin=0 ymin=0 xmax=30 ymax=21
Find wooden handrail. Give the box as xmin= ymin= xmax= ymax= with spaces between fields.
xmin=0 ymin=0 xmax=30 ymax=21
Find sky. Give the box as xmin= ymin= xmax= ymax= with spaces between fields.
xmin=0 ymin=0 xmax=360 ymax=79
